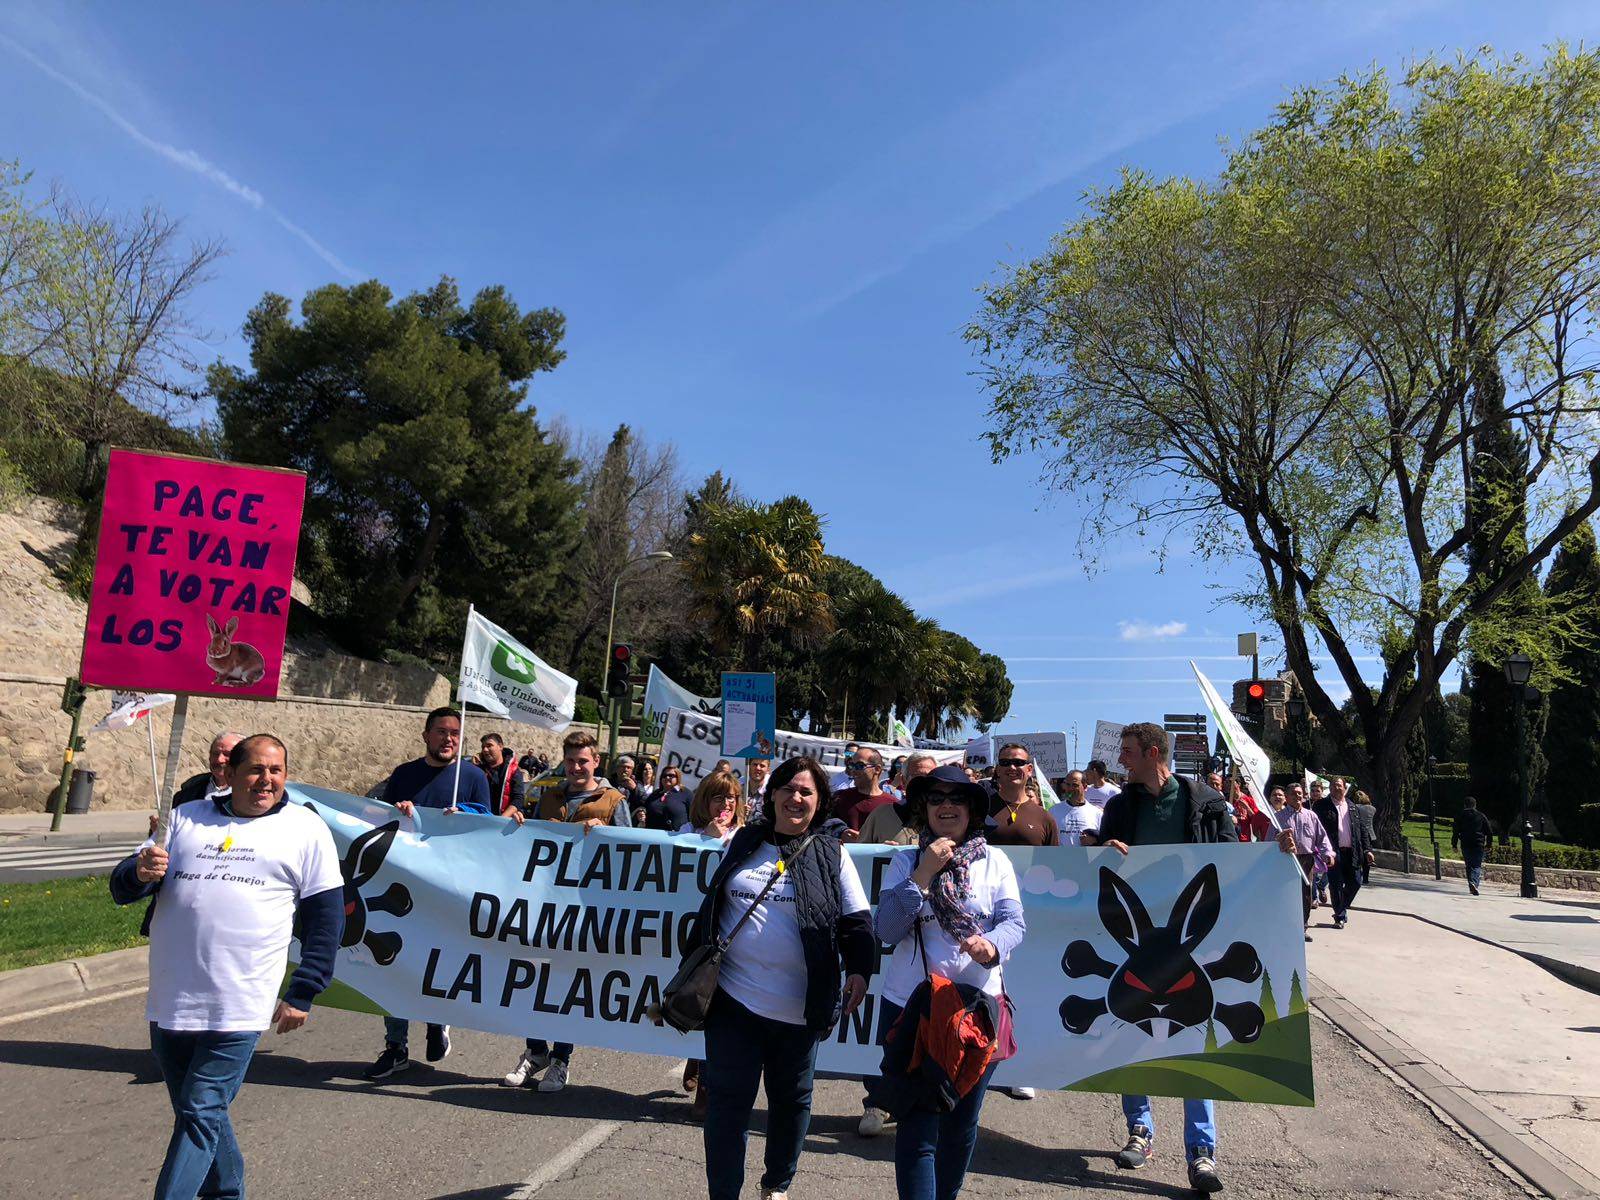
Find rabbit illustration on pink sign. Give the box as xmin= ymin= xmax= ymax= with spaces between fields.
xmin=1060 ymin=863 xmax=1266 ymax=1046
xmin=204 ymin=613 xmax=267 ymax=686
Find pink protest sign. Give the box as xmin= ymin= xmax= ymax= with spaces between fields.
xmin=79 ymin=449 xmax=306 ymax=699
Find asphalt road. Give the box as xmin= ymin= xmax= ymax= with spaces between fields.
xmin=0 ymin=992 xmax=1527 ymax=1199
xmin=0 ymin=841 xmax=142 ymax=883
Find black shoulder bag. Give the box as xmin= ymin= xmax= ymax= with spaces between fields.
xmin=652 ymin=833 xmax=817 ymax=1033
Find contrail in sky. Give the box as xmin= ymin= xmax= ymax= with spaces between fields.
xmin=2 ymin=32 xmax=361 ymax=280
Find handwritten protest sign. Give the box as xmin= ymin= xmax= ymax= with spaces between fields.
xmin=79 ymin=449 xmax=306 ymax=699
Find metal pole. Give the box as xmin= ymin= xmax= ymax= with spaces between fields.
xmin=606 ymin=696 xmax=620 ymax=766
xmin=1517 ymin=689 xmax=1538 ymax=899
xmin=49 ymin=686 xmax=87 ymax=832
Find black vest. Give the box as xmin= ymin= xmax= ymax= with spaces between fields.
xmin=692 ymin=818 xmax=849 ymax=1032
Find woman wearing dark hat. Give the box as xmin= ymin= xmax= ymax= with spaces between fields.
xmin=874 ymin=763 xmax=1026 ymax=1200
xmin=690 ymin=755 xmax=876 ymax=1200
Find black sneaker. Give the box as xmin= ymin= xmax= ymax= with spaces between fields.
xmin=1114 ymin=1129 xmax=1153 ymax=1169
xmin=1188 ymin=1155 xmax=1223 ymax=1193
xmin=425 ymin=1024 xmax=452 ymax=1063
xmin=364 ymin=1045 xmax=411 ymax=1080
xmin=1469 ymin=882 xmax=1479 ymax=895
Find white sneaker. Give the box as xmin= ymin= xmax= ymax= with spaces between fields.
xmin=858 ymin=1106 xmax=891 ymax=1136
xmin=759 ymin=1191 xmax=788 ymax=1200
xmin=536 ymin=1058 xmax=570 ymax=1093
xmin=1009 ymin=1086 xmax=1036 ymax=1100
xmin=502 ymin=1048 xmax=550 ymax=1087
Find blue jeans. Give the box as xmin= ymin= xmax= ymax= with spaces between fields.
xmin=149 ymin=1024 xmax=261 ymax=1200
xmin=1465 ymin=852 xmax=1484 ymax=890
xmin=702 ymin=989 xmax=822 ymax=1200
xmin=382 ymin=1016 xmax=445 ymax=1052
xmin=892 ymin=987 xmax=998 ymax=1200
xmin=1122 ymin=1094 xmax=1216 ymax=1162
xmin=526 ymin=1038 xmax=574 ymax=1063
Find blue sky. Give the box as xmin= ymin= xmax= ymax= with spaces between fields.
xmin=5 ymin=2 xmax=1595 ymax=749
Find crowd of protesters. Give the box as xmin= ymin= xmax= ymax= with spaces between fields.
xmin=116 ymin=709 xmax=1336 ymax=1200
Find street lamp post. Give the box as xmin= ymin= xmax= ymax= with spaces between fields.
xmin=1285 ymin=696 xmax=1306 ymax=778
xmin=1503 ymin=652 xmax=1539 ymax=900
xmin=1426 ymin=754 xmax=1441 ymax=881
xmin=599 ymin=550 xmax=674 ymax=731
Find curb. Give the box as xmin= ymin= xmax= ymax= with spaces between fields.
xmin=1310 ymin=973 xmax=1600 ymax=1200
xmin=0 ymin=946 xmax=148 ymax=1019
xmin=0 ymin=832 xmax=147 ymax=849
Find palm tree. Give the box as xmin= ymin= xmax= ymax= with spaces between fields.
xmin=682 ymin=494 xmax=835 ymax=670
xmin=820 ymin=573 xmax=919 ymax=737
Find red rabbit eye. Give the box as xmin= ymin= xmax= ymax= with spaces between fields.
xmin=344 ymin=900 xmax=357 ymax=917
xmin=1123 ymin=970 xmax=1153 ymax=993
xmin=1167 ymin=970 xmax=1197 ymax=992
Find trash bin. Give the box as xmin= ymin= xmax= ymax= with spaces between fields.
xmin=66 ymin=768 xmax=95 ymax=814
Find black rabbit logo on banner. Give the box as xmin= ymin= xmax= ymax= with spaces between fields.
xmin=1059 ymin=863 xmax=1265 ymax=1044
xmin=304 ymin=804 xmax=413 ymax=966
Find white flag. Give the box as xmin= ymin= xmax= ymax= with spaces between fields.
xmin=1190 ymin=661 xmax=1282 ymax=832
xmin=458 ymin=608 xmax=576 ymax=731
xmin=92 ymin=691 xmax=176 ymax=733
xmin=889 ymin=709 xmax=914 ymax=749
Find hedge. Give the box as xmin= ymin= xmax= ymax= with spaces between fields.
xmin=1482 ymin=842 xmax=1600 ymax=872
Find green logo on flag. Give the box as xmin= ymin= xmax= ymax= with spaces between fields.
xmin=492 ymin=641 xmax=538 ymax=684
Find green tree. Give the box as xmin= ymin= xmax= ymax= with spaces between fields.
xmin=212 ymin=276 xmax=578 ymax=661
xmin=971 ymin=49 xmax=1600 ymax=845
xmin=680 ymin=493 xmax=835 ymax=671
xmin=1287 ymin=971 xmax=1307 ymax=1016
xmin=820 ymin=573 xmax=919 ymax=736
xmin=1542 ymin=519 xmax=1600 ymax=843
xmin=1203 ymin=1019 xmax=1219 ymax=1053
xmin=1464 ymin=359 xmax=1548 ymax=837
xmin=1258 ymin=971 xmax=1279 ymax=1024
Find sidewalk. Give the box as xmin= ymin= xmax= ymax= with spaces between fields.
xmin=1363 ymin=869 xmax=1600 ymax=993
xmin=0 ymin=810 xmax=153 ymax=846
xmin=1310 ymin=871 xmax=1600 ymax=1198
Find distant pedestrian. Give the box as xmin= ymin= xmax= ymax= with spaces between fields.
xmin=111 ymin=734 xmax=344 ymax=1200
xmin=1050 ymin=769 xmax=1103 ymax=846
xmin=1354 ymin=790 xmax=1378 ymax=884
xmin=1083 ymin=759 xmax=1121 ymax=805
xmin=858 ymin=753 xmax=939 ymax=849
xmin=1313 ymin=778 xmax=1372 ymax=929
xmin=1229 ymin=778 xmax=1275 ymax=843
xmin=1284 ymin=787 xmax=1334 ymax=940
xmin=1453 ymin=795 xmax=1493 ymax=895
xmin=641 ymin=765 xmax=694 ymax=831
xmin=479 ymin=733 xmax=526 ymax=815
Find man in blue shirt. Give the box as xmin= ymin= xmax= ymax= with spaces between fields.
xmin=364 ymin=706 xmax=519 ymax=1080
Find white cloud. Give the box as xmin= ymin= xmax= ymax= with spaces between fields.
xmin=1 ymin=31 xmax=360 ymax=280
xmin=1118 ymin=620 xmax=1189 ymax=642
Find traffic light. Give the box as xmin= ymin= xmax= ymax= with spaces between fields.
xmin=607 ymin=643 xmax=632 ymax=700
xmin=1245 ymin=681 xmax=1266 ymax=724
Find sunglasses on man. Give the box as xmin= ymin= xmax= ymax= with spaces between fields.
xmin=843 ymin=759 xmax=873 ymax=772
xmin=998 ymin=758 xmax=1030 ymax=769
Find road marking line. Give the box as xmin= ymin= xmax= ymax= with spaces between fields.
xmin=508 ymin=1059 xmax=687 ymax=1197
xmin=0 ymin=985 xmax=148 ymax=1027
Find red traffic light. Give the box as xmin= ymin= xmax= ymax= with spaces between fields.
xmin=1247 ymin=682 xmax=1266 ymax=700
xmin=612 ymin=643 xmax=632 ymax=663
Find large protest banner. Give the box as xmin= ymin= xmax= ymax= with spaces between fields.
xmin=290 ymin=783 xmax=1314 ymax=1105
xmin=79 ymin=449 xmax=306 ymax=699
xmin=660 ymin=708 xmax=961 ymax=787
xmin=640 ymin=665 xmax=719 ymax=741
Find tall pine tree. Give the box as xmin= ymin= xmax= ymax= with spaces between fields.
xmin=1541 ymin=519 xmax=1600 ymax=842
xmin=1464 ymin=360 xmax=1546 ymax=838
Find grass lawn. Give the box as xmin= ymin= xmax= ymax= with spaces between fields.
xmin=0 ymin=874 xmax=146 ymax=972
xmin=1400 ymin=817 xmax=1565 ymax=854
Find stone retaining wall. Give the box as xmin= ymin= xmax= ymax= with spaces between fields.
xmin=1372 ymin=846 xmax=1599 ymax=893
xmin=0 ymin=674 xmax=595 ymax=812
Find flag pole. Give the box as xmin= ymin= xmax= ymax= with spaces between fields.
xmin=146 ymin=710 xmax=162 ymax=814
xmin=452 ymin=605 xmax=472 ymax=810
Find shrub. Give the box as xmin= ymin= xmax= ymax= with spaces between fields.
xmin=1484 ymin=842 xmax=1600 ymax=872
xmin=1570 ymin=803 xmax=1600 ymax=850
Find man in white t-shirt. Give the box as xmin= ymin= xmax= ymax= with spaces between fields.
xmin=1051 ymin=770 xmax=1104 ymax=846
xmin=1083 ymin=759 xmax=1122 ymax=805
xmin=111 ymin=734 xmax=344 ymax=1200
